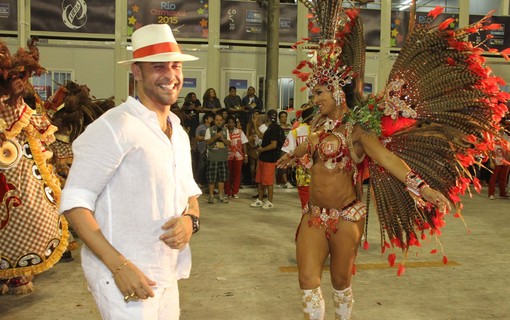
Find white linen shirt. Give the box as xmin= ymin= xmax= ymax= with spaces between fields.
xmin=60 ymin=96 xmax=201 ymax=287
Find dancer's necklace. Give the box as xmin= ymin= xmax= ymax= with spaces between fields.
xmin=323 ymin=113 xmax=347 ymax=131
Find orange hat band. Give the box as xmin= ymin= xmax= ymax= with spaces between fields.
xmin=133 ymin=42 xmax=182 ymax=59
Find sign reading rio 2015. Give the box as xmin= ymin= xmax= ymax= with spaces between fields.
xmin=152 ymin=2 xmax=185 ymax=25
xmin=62 ymin=0 xmax=88 ymax=30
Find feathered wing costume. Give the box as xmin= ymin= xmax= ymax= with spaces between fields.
xmin=295 ymin=1 xmax=509 ymax=275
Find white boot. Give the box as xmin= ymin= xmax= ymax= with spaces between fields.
xmin=301 ymin=287 xmax=325 ymax=320
xmin=332 ymin=286 xmax=354 ymax=320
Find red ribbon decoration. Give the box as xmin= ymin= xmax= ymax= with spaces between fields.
xmin=133 ymin=42 xmax=181 ymax=59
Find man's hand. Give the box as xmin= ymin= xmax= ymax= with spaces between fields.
xmin=160 ymin=216 xmax=193 ymax=250
xmin=113 ymin=261 xmax=156 ymax=302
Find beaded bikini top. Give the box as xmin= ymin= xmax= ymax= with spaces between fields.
xmin=307 ymin=117 xmax=365 ymax=181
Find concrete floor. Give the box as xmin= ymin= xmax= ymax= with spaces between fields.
xmin=1 ymin=186 xmax=509 ymax=320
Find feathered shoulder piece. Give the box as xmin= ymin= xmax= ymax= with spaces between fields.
xmin=344 ymin=94 xmax=384 ymax=136
xmin=367 ymin=7 xmax=509 ymax=275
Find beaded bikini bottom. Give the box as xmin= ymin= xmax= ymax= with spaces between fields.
xmin=303 ymin=199 xmax=367 ymax=238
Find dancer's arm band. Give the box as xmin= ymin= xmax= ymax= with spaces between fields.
xmin=404 ymin=171 xmax=429 ymax=197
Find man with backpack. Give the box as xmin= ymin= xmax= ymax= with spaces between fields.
xmin=250 ymin=109 xmax=280 ymax=209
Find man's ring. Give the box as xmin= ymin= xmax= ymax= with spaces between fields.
xmin=124 ymin=294 xmax=132 ymax=302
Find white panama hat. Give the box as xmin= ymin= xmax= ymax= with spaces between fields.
xmin=118 ymin=24 xmax=198 ymax=65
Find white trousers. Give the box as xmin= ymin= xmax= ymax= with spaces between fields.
xmin=88 ymin=273 xmax=180 ymax=320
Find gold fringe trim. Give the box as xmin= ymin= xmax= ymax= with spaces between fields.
xmin=26 ymin=128 xmax=62 ymax=203
xmin=4 ymin=104 xmax=34 ymax=140
xmin=0 ymin=101 xmax=69 ymax=279
xmin=33 ymin=125 xmax=58 ymax=144
xmin=0 ymin=215 xmax=70 ymax=279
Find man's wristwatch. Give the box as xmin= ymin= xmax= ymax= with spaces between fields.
xmin=183 ymin=213 xmax=200 ymax=234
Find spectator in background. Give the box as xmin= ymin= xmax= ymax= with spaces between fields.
xmin=277 ymin=110 xmax=294 ymax=189
xmin=195 ymin=112 xmax=214 ymax=187
xmin=284 ymin=97 xmax=294 ymax=110
xmin=236 ymin=117 xmax=243 ymax=130
xmin=281 ymin=105 xmax=315 ymax=208
xmin=224 ymin=86 xmax=243 ymax=117
xmin=182 ymin=92 xmax=202 ymax=147
xmin=250 ymin=109 xmax=280 ymax=209
xmin=488 ymin=128 xmax=510 ymax=199
xmin=202 ymin=88 xmax=222 ymax=114
xmin=244 ymin=110 xmax=265 ymax=187
xmin=219 ymin=108 xmax=228 ymax=121
xmin=205 ymin=113 xmax=231 ymax=204
xmin=225 ymin=115 xmax=249 ymax=199
xmin=170 ymin=102 xmax=189 ymax=133
xmin=241 ymin=86 xmax=263 ymax=130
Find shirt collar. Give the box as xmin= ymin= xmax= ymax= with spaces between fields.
xmin=128 ymin=96 xmax=181 ymax=126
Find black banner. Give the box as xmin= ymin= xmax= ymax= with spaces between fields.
xmin=31 ymin=0 xmax=115 ymax=34
xmin=308 ymin=9 xmax=381 ymax=47
xmin=0 ymin=0 xmax=17 ymax=31
xmin=220 ymin=1 xmax=298 ymax=43
xmin=468 ymin=15 xmax=510 ymax=52
xmin=127 ymin=0 xmax=209 ymax=38
xmin=391 ymin=11 xmax=459 ymax=48
xmin=360 ymin=9 xmax=381 ymax=47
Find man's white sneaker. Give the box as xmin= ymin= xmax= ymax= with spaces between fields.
xmin=284 ymin=182 xmax=294 ymax=189
xmin=489 ymin=195 xmax=495 ymax=200
xmin=250 ymin=199 xmax=264 ymax=207
xmin=262 ymin=200 xmax=274 ymax=209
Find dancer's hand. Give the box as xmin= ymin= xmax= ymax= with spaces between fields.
xmin=276 ymin=152 xmax=295 ymax=169
xmin=421 ymin=186 xmax=451 ymax=212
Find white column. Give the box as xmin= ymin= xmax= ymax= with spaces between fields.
xmin=207 ymin=0 xmax=222 ymax=92
xmin=114 ymin=0 xmax=129 ymax=105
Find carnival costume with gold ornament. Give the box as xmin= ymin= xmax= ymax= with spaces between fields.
xmin=293 ymin=1 xmax=509 ymax=319
xmin=0 ymin=40 xmax=69 ymax=294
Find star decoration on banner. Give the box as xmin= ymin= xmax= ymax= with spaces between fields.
xmin=391 ymin=28 xmax=399 ymax=37
xmin=197 ymin=8 xmax=204 ymax=15
xmin=200 ymin=18 xmax=208 ymax=28
xmin=127 ymin=2 xmax=141 ymax=34
xmin=395 ymin=18 xmax=401 ymax=25
xmin=128 ymin=15 xmax=137 ymax=26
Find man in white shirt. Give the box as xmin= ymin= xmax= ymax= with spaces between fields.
xmin=59 ymin=24 xmax=201 ymax=320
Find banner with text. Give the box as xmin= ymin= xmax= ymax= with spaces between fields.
xmin=31 ymin=0 xmax=115 ymax=34
xmin=0 ymin=0 xmax=17 ymax=31
xmin=127 ymin=0 xmax=209 ymax=38
xmin=220 ymin=1 xmax=297 ymax=43
xmin=390 ymin=11 xmax=459 ymax=48
xmin=468 ymin=15 xmax=510 ymax=51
